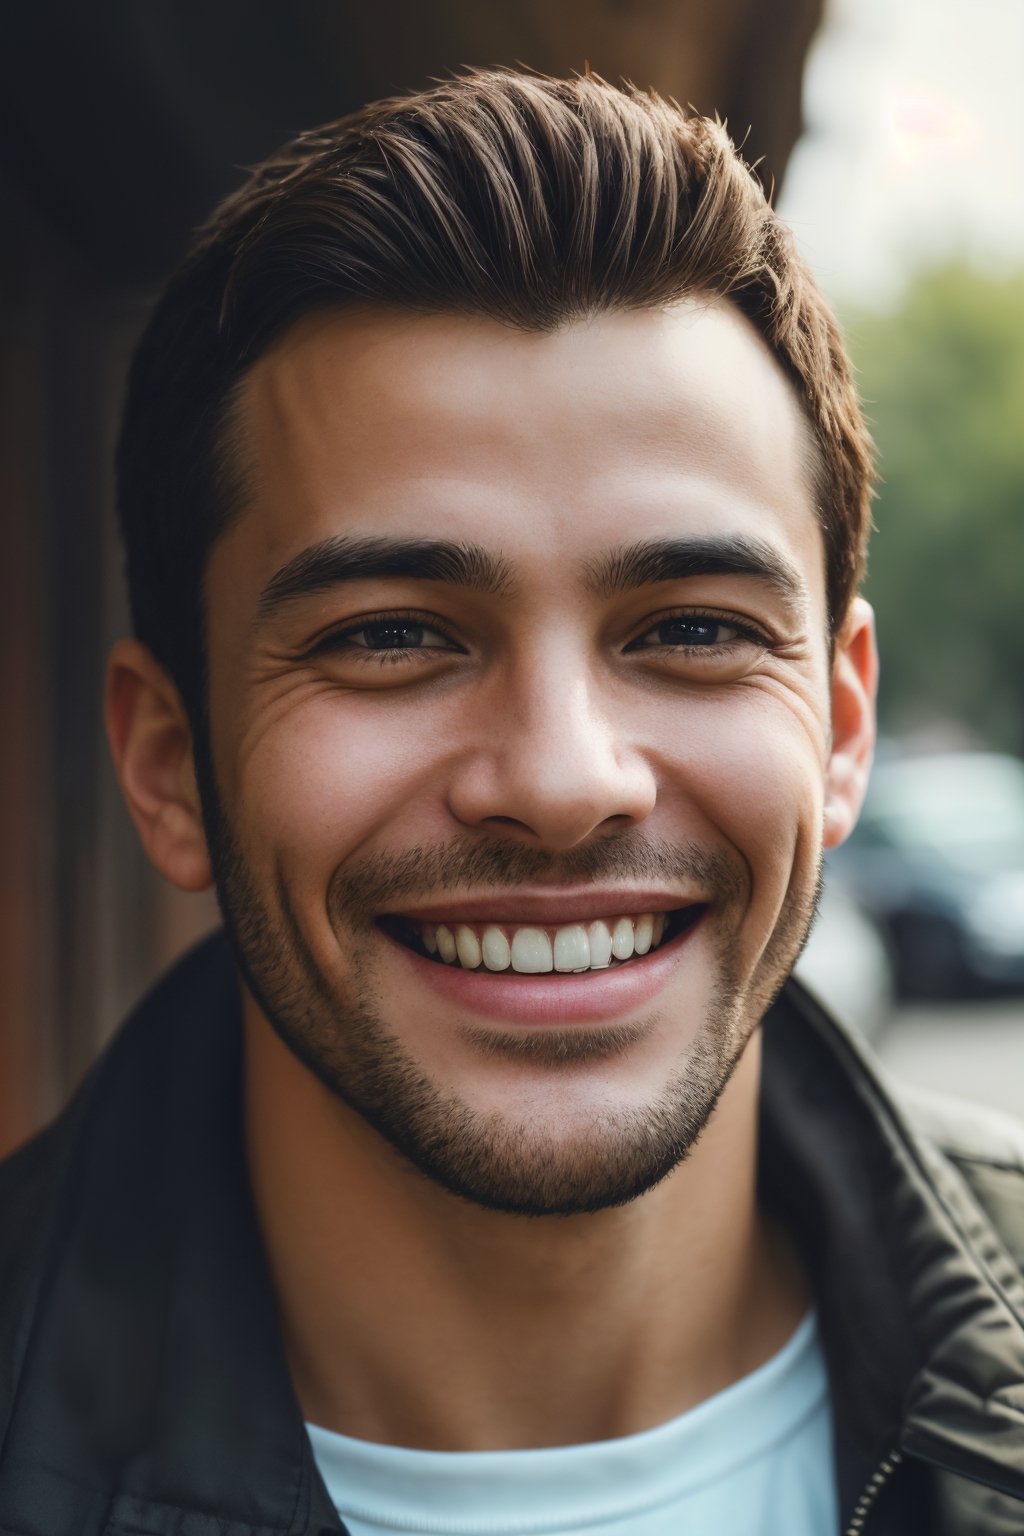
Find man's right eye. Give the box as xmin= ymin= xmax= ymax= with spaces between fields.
xmin=345 ymin=621 xmax=441 ymax=650
xmin=309 ymin=613 xmax=462 ymax=664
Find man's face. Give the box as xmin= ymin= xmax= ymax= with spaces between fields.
xmin=202 ymin=301 xmax=847 ymax=1215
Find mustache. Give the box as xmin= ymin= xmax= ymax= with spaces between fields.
xmin=328 ymin=833 xmax=745 ymax=926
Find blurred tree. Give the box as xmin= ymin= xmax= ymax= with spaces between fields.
xmin=847 ymin=267 xmax=1024 ymax=754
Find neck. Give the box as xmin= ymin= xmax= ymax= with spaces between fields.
xmin=243 ymin=1004 xmax=807 ymax=1451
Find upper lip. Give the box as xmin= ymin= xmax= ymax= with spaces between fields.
xmin=379 ymin=888 xmax=705 ymax=926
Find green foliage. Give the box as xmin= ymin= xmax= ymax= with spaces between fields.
xmin=843 ymin=266 xmax=1024 ymax=752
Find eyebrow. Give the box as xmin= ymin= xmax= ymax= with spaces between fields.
xmin=582 ymin=535 xmax=808 ymax=613
xmin=256 ymin=530 xmax=808 ymax=625
xmin=256 ymin=535 xmax=519 ymax=621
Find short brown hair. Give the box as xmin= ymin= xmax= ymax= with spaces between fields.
xmin=117 ymin=68 xmax=874 ymax=720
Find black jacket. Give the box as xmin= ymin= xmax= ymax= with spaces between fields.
xmin=1 ymin=933 xmax=1024 ymax=1536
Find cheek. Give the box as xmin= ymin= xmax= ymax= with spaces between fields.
xmin=229 ymin=694 xmax=446 ymax=874
xmin=656 ymin=693 xmax=827 ymax=888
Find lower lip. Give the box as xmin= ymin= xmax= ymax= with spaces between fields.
xmin=380 ymin=915 xmax=706 ymax=1024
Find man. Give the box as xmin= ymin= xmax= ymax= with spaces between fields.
xmin=2 ymin=70 xmax=1023 ymax=1536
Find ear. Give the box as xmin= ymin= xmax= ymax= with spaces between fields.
xmin=823 ymin=596 xmax=879 ymax=850
xmin=105 ymin=638 xmax=214 ymax=891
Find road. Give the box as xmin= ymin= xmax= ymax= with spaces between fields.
xmin=875 ymin=994 xmax=1024 ymax=1121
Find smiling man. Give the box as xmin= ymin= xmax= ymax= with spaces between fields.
xmin=3 ymin=71 xmax=1024 ymax=1536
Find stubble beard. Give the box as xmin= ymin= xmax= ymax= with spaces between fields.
xmin=204 ymin=790 xmax=820 ymax=1218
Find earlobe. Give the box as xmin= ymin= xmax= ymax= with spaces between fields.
xmin=105 ymin=639 xmax=214 ymax=892
xmin=823 ymin=597 xmax=879 ymax=850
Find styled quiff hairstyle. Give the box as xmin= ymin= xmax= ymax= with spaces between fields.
xmin=118 ymin=69 xmax=874 ymax=722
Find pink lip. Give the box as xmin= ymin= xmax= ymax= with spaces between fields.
xmin=380 ymin=912 xmax=706 ymax=1025
xmin=382 ymin=887 xmax=698 ymax=926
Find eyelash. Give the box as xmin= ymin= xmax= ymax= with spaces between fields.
xmin=308 ymin=608 xmax=770 ymax=667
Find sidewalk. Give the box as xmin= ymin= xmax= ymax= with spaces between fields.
xmin=876 ymin=996 xmax=1024 ymax=1121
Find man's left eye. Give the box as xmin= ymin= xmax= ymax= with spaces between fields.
xmin=629 ymin=616 xmax=754 ymax=649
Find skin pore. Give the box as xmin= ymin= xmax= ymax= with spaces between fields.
xmin=107 ymin=300 xmax=877 ymax=1451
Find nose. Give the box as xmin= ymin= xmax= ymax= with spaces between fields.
xmin=446 ymin=662 xmax=657 ymax=851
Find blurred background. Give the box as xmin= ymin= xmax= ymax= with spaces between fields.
xmin=2 ymin=0 xmax=1022 ymax=1155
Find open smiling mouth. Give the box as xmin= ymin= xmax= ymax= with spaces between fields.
xmin=377 ymin=906 xmax=707 ymax=976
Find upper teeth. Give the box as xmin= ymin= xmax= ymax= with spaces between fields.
xmin=419 ymin=913 xmax=668 ymax=973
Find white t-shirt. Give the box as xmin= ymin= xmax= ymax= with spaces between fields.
xmin=308 ymin=1310 xmax=837 ymax=1536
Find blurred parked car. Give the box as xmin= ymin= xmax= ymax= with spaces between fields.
xmin=795 ymin=877 xmax=894 ymax=1042
xmin=830 ymin=752 xmax=1024 ymax=998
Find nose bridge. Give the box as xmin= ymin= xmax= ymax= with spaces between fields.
xmin=449 ymin=641 xmax=657 ymax=847
xmin=535 ymin=662 xmax=611 ymax=760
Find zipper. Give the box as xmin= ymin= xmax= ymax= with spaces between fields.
xmin=843 ymin=1448 xmax=904 ymax=1535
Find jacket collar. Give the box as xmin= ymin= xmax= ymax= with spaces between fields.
xmin=3 ymin=932 xmax=1024 ymax=1534
xmin=0 ymin=934 xmax=338 ymax=1535
xmin=760 ymin=981 xmax=1024 ymax=1512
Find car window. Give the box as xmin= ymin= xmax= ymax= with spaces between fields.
xmin=861 ymin=756 xmax=1024 ymax=853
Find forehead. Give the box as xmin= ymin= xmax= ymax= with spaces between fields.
xmin=223 ymin=300 xmax=823 ymax=611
